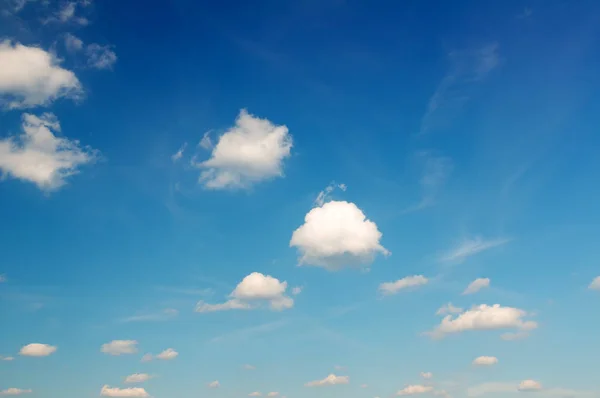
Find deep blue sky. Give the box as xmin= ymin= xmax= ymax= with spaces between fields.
xmin=1 ymin=1 xmax=600 ymax=398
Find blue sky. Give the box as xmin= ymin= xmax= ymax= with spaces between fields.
xmin=1 ymin=0 xmax=600 ymax=397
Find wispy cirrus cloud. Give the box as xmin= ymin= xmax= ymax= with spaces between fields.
xmin=118 ymin=308 xmax=178 ymax=323
xmin=403 ymin=151 xmax=453 ymax=212
xmin=441 ymin=237 xmax=510 ymax=263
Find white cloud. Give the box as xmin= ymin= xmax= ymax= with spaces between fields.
xmin=290 ymin=200 xmax=389 ymax=270
xmin=519 ymin=380 xmax=542 ymax=392
xmin=473 ymin=356 xmax=498 ymax=366
xmin=0 ymin=41 xmax=81 ymax=108
xmin=0 ymin=113 xmax=98 ymax=191
xmin=441 ymin=237 xmax=510 ymax=263
xmin=421 ymin=372 xmax=433 ymax=379
xmin=155 ymin=348 xmax=178 ymax=360
xmin=397 ymin=385 xmax=434 ymax=396
xmin=196 ymin=272 xmax=294 ymax=313
xmin=305 ymin=374 xmax=350 ymax=387
xmin=101 ymin=340 xmax=138 ymax=356
xmin=267 ymin=393 xmax=279 ymax=397
xmin=0 ymin=355 xmax=15 ymax=361
xmin=291 ymin=286 xmax=303 ymax=295
xmin=463 ymin=278 xmax=490 ymax=295
xmin=45 ymin=2 xmax=89 ymax=25
xmin=86 ymin=44 xmax=117 ymax=70
xmin=436 ymin=303 xmax=463 ymax=315
xmin=140 ymin=353 xmax=153 ymax=362
xmin=172 ymin=143 xmax=186 ymax=162
xmin=249 ymin=393 xmax=261 ymax=397
xmin=124 ymin=374 xmax=152 ymax=384
xmin=198 ymin=131 xmax=213 ymax=150
xmin=404 ymin=151 xmax=453 ymax=212
xmin=100 ymin=385 xmax=149 ymax=397
xmin=196 ymin=109 xmax=292 ymax=189
xmin=314 ymin=181 xmax=347 ymax=207
xmin=0 ymin=389 xmax=32 ymax=396
xmin=207 ymin=381 xmax=220 ymax=388
xmin=64 ymin=33 xmax=83 ymax=52
xmin=589 ymin=276 xmax=600 ymax=290
xmin=379 ymin=275 xmax=428 ymax=295
xmin=427 ymin=304 xmax=537 ymax=339
xmin=19 ymin=343 xmax=57 ymax=357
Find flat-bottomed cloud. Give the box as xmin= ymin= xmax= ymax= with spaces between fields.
xmin=305 ymin=374 xmax=349 ymax=387
xmin=19 ymin=343 xmax=56 ymax=357
xmin=101 ymin=340 xmax=138 ymax=356
xmin=100 ymin=385 xmax=149 ymax=397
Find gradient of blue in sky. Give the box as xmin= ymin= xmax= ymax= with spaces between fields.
xmin=1 ymin=0 xmax=600 ymax=398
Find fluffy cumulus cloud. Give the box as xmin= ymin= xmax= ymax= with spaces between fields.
xmin=436 ymin=303 xmax=463 ymax=315
xmin=427 ymin=304 xmax=537 ymax=339
xmin=0 ymin=41 xmax=81 ymax=108
xmin=518 ymin=380 xmax=542 ymax=392
xmin=100 ymin=385 xmax=149 ymax=397
xmin=305 ymin=374 xmax=350 ymax=387
xmin=19 ymin=343 xmax=57 ymax=357
xmin=589 ymin=276 xmax=600 ymax=290
xmin=124 ymin=374 xmax=152 ymax=384
xmin=196 ymin=272 xmax=294 ymax=313
xmin=155 ymin=348 xmax=178 ymax=360
xmin=0 ymin=388 xmax=32 ymax=396
xmin=0 ymin=113 xmax=98 ymax=191
xmin=397 ymin=385 xmax=434 ymax=395
xmin=101 ymin=340 xmax=138 ymax=356
xmin=379 ymin=275 xmax=428 ymax=295
xmin=195 ymin=109 xmax=292 ymax=189
xmin=86 ymin=44 xmax=117 ymax=70
xmin=463 ymin=278 xmax=490 ymax=295
xmin=290 ymin=200 xmax=389 ymax=270
xmin=473 ymin=356 xmax=498 ymax=366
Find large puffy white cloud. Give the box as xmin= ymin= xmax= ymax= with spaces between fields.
xmin=0 ymin=388 xmax=32 ymax=395
xmin=463 ymin=278 xmax=490 ymax=295
xmin=379 ymin=275 xmax=428 ymax=295
xmin=101 ymin=340 xmax=138 ymax=356
xmin=305 ymin=374 xmax=349 ymax=387
xmin=196 ymin=272 xmax=294 ymax=313
xmin=473 ymin=356 xmax=498 ymax=366
xmin=19 ymin=343 xmax=57 ymax=357
xmin=396 ymin=385 xmax=434 ymax=395
xmin=0 ymin=41 xmax=81 ymax=108
xmin=0 ymin=113 xmax=98 ymax=191
xmin=195 ymin=109 xmax=292 ymax=189
xmin=427 ymin=304 xmax=537 ymax=339
xmin=290 ymin=200 xmax=389 ymax=270
xmin=100 ymin=385 xmax=149 ymax=397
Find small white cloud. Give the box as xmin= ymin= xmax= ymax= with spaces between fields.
xmin=291 ymin=286 xmax=303 ymax=295
xmin=267 ymin=393 xmax=279 ymax=397
xmin=473 ymin=356 xmax=498 ymax=366
xmin=199 ymin=131 xmax=213 ymax=150
xmin=19 ymin=343 xmax=57 ymax=357
xmin=0 ymin=388 xmax=32 ymax=396
xmin=64 ymin=33 xmax=83 ymax=52
xmin=305 ymin=374 xmax=349 ymax=387
xmin=101 ymin=340 xmax=138 ymax=356
xmin=100 ymin=385 xmax=149 ymax=397
xmin=290 ymin=200 xmax=389 ymax=271
xmin=249 ymin=393 xmax=261 ymax=397
xmin=379 ymin=275 xmax=428 ymax=295
xmin=314 ymin=181 xmax=347 ymax=207
xmin=196 ymin=109 xmax=292 ymax=189
xmin=196 ymin=272 xmax=294 ymax=313
xmin=427 ymin=304 xmax=537 ymax=339
xmin=86 ymin=44 xmax=117 ymax=70
xmin=0 ymin=41 xmax=82 ymax=108
xmin=207 ymin=381 xmax=220 ymax=388
xmin=0 ymin=355 xmax=15 ymax=361
xmin=124 ymin=374 xmax=152 ymax=384
xmin=436 ymin=303 xmax=463 ymax=315
xmin=172 ymin=143 xmax=187 ymax=162
xmin=140 ymin=353 xmax=153 ymax=362
xmin=397 ymin=385 xmax=434 ymax=396
xmin=0 ymin=113 xmax=98 ymax=191
xmin=463 ymin=278 xmax=490 ymax=295
xmin=420 ymin=372 xmax=433 ymax=379
xmin=518 ymin=380 xmax=542 ymax=392
xmin=589 ymin=276 xmax=600 ymax=290
xmin=155 ymin=348 xmax=178 ymax=360
xmin=45 ymin=2 xmax=88 ymax=25
xmin=441 ymin=237 xmax=510 ymax=263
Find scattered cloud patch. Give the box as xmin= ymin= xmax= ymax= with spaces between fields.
xmin=291 ymin=286 xmax=303 ymax=295
xmin=64 ymin=33 xmax=83 ymax=52
xmin=0 ymin=113 xmax=98 ymax=191
xmin=140 ymin=353 xmax=153 ymax=362
xmin=314 ymin=181 xmax=347 ymax=207
xmin=0 ymin=41 xmax=82 ymax=108
xmin=405 ymin=151 xmax=453 ymax=211
xmin=441 ymin=237 xmax=510 ymax=263
xmin=0 ymin=355 xmax=15 ymax=361
xmin=86 ymin=44 xmax=117 ymax=70
xmin=120 ymin=309 xmax=178 ymax=323
xmin=19 ymin=343 xmax=56 ymax=357
xmin=473 ymin=356 xmax=498 ymax=366
xmin=243 ymin=364 xmax=256 ymax=370
xmin=436 ymin=303 xmax=463 ymax=315
xmin=0 ymin=388 xmax=32 ymax=396
xmin=427 ymin=304 xmax=537 ymax=339
xmin=290 ymin=200 xmax=389 ymax=271
xmin=198 ymin=131 xmax=213 ymax=150
xmin=125 ymin=374 xmax=153 ymax=384
xmin=518 ymin=380 xmax=542 ymax=392
xmin=421 ymin=372 xmax=433 ymax=379
xmin=172 ymin=143 xmax=186 ymax=162
xmin=589 ymin=276 xmax=600 ymax=290
xmin=44 ymin=1 xmax=89 ymax=25
xmin=196 ymin=272 xmax=294 ymax=313
xmin=101 ymin=340 xmax=138 ymax=356
xmin=249 ymin=393 xmax=261 ymax=397
xmin=195 ymin=109 xmax=292 ymax=189
xmin=397 ymin=385 xmax=434 ymax=396
xmin=379 ymin=275 xmax=428 ymax=295
xmin=100 ymin=385 xmax=149 ymax=397
xmin=0 ymin=274 xmax=5 ymax=282
xmin=267 ymin=393 xmax=279 ymax=397
xmin=305 ymin=374 xmax=350 ymax=387
xmin=155 ymin=348 xmax=178 ymax=360
xmin=207 ymin=381 xmax=220 ymax=388
xmin=468 ymin=382 xmax=516 ymax=397
xmin=463 ymin=278 xmax=490 ymax=295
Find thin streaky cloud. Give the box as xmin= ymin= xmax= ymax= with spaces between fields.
xmin=441 ymin=237 xmax=511 ymax=263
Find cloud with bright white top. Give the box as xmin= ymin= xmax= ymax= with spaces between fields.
xmin=194 ymin=109 xmax=292 ymax=189
xmin=473 ymin=356 xmax=498 ymax=366
xmin=0 ymin=113 xmax=98 ymax=191
xmin=196 ymin=272 xmax=294 ymax=313
xmin=290 ymin=200 xmax=389 ymax=270
xmin=0 ymin=388 xmax=32 ymax=395
xmin=19 ymin=343 xmax=56 ymax=357
xmin=396 ymin=385 xmax=434 ymax=395
xmin=305 ymin=374 xmax=350 ymax=387
xmin=463 ymin=278 xmax=490 ymax=295
xmin=101 ymin=340 xmax=138 ymax=356
xmin=379 ymin=275 xmax=428 ymax=295
xmin=155 ymin=348 xmax=178 ymax=360
xmin=426 ymin=304 xmax=537 ymax=339
xmin=100 ymin=385 xmax=149 ymax=397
